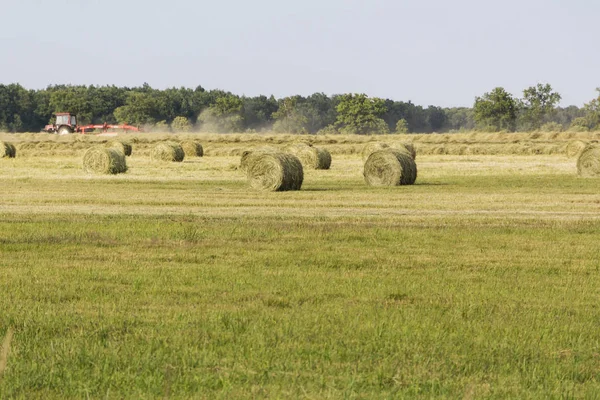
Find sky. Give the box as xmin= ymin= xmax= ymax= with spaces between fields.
xmin=1 ymin=0 xmax=598 ymax=107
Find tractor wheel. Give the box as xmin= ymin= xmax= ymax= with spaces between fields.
xmin=57 ymin=126 xmax=73 ymax=135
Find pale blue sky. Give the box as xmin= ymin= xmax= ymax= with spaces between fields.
xmin=1 ymin=0 xmax=598 ymax=107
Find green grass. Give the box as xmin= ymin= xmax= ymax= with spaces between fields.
xmin=1 ymin=153 xmax=600 ymax=398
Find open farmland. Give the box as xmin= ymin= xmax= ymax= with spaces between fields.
xmin=1 ymin=132 xmax=600 ymax=398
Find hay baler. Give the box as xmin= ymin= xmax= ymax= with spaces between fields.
xmin=43 ymin=113 xmax=141 ymax=134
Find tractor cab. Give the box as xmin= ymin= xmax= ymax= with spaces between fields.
xmin=55 ymin=113 xmax=77 ymax=127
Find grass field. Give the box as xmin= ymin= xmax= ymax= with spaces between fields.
xmin=1 ymin=133 xmax=600 ymax=398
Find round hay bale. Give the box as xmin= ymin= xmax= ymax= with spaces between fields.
xmin=361 ymin=142 xmax=389 ymax=162
xmin=317 ymin=147 xmax=332 ymax=170
xmin=577 ymin=146 xmax=600 ymax=177
xmin=108 ymin=140 xmax=132 ymax=156
xmin=363 ymin=149 xmax=417 ymax=186
xmin=151 ymin=142 xmax=185 ymax=162
xmin=566 ymin=140 xmax=587 ymax=158
xmin=239 ymin=146 xmax=278 ymax=172
xmin=82 ymin=146 xmax=127 ymax=174
xmin=180 ymin=140 xmax=204 ymax=157
xmin=390 ymin=142 xmax=416 ymax=160
xmin=285 ymin=143 xmax=331 ymax=170
xmin=246 ymin=152 xmax=304 ymax=191
xmin=1 ymin=142 xmax=16 ymax=158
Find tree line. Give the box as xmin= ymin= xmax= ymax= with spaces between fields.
xmin=0 ymin=83 xmax=598 ymax=134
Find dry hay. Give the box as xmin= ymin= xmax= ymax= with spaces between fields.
xmin=566 ymin=140 xmax=588 ymax=158
xmin=1 ymin=142 xmax=16 ymax=158
xmin=108 ymin=140 xmax=132 ymax=156
xmin=363 ymin=148 xmax=417 ymax=186
xmin=151 ymin=142 xmax=185 ymax=162
xmin=82 ymin=146 xmax=127 ymax=174
xmin=284 ymin=142 xmax=331 ymax=170
xmin=361 ymin=142 xmax=390 ymax=162
xmin=180 ymin=140 xmax=204 ymax=157
xmin=390 ymin=142 xmax=417 ymax=159
xmin=246 ymin=152 xmax=304 ymax=191
xmin=577 ymin=145 xmax=600 ymax=177
xmin=239 ymin=146 xmax=278 ymax=172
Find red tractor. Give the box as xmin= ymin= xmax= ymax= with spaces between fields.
xmin=43 ymin=113 xmax=141 ymax=134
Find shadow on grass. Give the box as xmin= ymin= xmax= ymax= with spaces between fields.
xmin=413 ymin=181 xmax=449 ymax=186
xmin=301 ymin=188 xmax=348 ymax=192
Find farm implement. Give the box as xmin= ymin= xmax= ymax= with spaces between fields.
xmin=43 ymin=113 xmax=141 ymax=134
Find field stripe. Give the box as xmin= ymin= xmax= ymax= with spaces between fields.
xmin=0 ymin=328 xmax=14 ymax=380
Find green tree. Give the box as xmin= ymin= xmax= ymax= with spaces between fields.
xmin=582 ymin=88 xmax=600 ymax=129
xmin=335 ymin=94 xmax=389 ymax=134
xmin=272 ymin=97 xmax=309 ymax=134
xmin=473 ymin=87 xmax=518 ymax=132
xmin=382 ymin=100 xmax=429 ymax=133
xmin=302 ymin=93 xmax=337 ymax=133
xmin=444 ymin=107 xmax=476 ymax=131
xmin=48 ymin=85 xmax=95 ymax=124
xmin=0 ymin=84 xmax=39 ymax=132
xmin=569 ymin=117 xmax=591 ymax=132
xmin=198 ymin=95 xmax=244 ymax=133
xmin=242 ymin=95 xmax=278 ymax=131
xmin=520 ymin=83 xmax=561 ymax=130
xmin=113 ymin=92 xmax=159 ymax=126
xmin=551 ymin=106 xmax=585 ymax=128
xmin=171 ymin=116 xmax=192 ymax=132
xmin=395 ymin=119 xmax=409 ymax=133
xmin=426 ymin=106 xmax=447 ymax=132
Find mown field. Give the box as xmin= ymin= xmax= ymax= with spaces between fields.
xmin=1 ymin=132 xmax=600 ymax=399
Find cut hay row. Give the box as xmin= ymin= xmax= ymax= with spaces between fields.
xmin=151 ymin=142 xmax=185 ymax=162
xmin=364 ymin=149 xmax=417 ymax=186
xmin=246 ymin=152 xmax=304 ymax=191
xmin=108 ymin=141 xmax=132 ymax=156
xmin=577 ymin=145 xmax=600 ymax=177
xmin=82 ymin=146 xmax=127 ymax=175
xmin=5 ymin=140 xmax=573 ymax=158
xmin=180 ymin=140 xmax=204 ymax=157
xmin=4 ymin=130 xmax=600 ymax=148
xmin=284 ymin=143 xmax=331 ymax=170
xmin=1 ymin=142 xmax=16 ymax=158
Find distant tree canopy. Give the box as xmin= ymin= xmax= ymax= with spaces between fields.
xmin=0 ymin=82 xmax=595 ymax=133
xmin=335 ymin=94 xmax=389 ymax=135
xmin=474 ymin=87 xmax=518 ymax=132
xmin=519 ymin=83 xmax=562 ymax=130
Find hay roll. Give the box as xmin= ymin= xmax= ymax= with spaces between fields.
xmin=1 ymin=142 xmax=16 ymax=158
xmin=566 ymin=140 xmax=587 ymax=158
xmin=108 ymin=141 xmax=132 ymax=156
xmin=577 ymin=146 xmax=600 ymax=177
xmin=364 ymin=149 xmax=417 ymax=186
xmin=390 ymin=142 xmax=416 ymax=160
xmin=361 ymin=142 xmax=390 ymax=162
xmin=151 ymin=142 xmax=185 ymax=162
xmin=285 ymin=143 xmax=331 ymax=170
xmin=317 ymin=147 xmax=332 ymax=170
xmin=247 ymin=152 xmax=303 ymax=191
xmin=180 ymin=140 xmax=204 ymax=157
xmin=240 ymin=146 xmax=278 ymax=172
xmin=82 ymin=146 xmax=127 ymax=174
